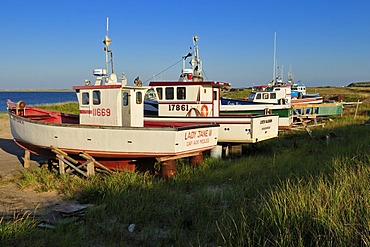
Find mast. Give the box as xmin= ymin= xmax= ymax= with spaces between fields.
xmin=103 ymin=17 xmax=112 ymax=76
xmin=179 ymin=35 xmax=204 ymax=82
xmin=191 ymin=35 xmax=203 ymax=81
xmin=273 ymin=32 xmax=277 ymax=85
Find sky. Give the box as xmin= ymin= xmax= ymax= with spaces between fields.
xmin=1 ymin=0 xmax=370 ymax=89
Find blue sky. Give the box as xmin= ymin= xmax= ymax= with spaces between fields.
xmin=1 ymin=0 xmax=370 ymax=89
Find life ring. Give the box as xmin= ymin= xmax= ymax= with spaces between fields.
xmin=200 ymin=105 xmax=209 ymax=117
xmin=186 ymin=108 xmax=201 ymax=117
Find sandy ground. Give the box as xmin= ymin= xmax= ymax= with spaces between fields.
xmin=0 ymin=114 xmax=74 ymax=221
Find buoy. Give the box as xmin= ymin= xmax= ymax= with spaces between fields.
xmin=200 ymin=105 xmax=209 ymax=116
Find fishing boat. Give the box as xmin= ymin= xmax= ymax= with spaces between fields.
xmin=220 ymin=83 xmax=293 ymax=129
xmin=7 ymin=21 xmax=219 ymax=172
xmin=219 ymin=33 xmax=293 ymax=129
xmin=288 ymin=72 xmax=323 ymax=104
xmin=221 ymin=33 xmax=343 ymax=126
xmin=143 ymin=36 xmax=279 ymax=146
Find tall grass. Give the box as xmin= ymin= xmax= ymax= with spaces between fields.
xmin=216 ymin=153 xmax=370 ymax=246
xmin=0 ymin=213 xmax=38 ymax=246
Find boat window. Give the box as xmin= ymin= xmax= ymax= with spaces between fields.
xmin=270 ymin=93 xmax=276 ymax=99
xmin=263 ymin=93 xmax=269 ymax=99
xmin=156 ymin=88 xmax=163 ymax=100
xmin=165 ymin=87 xmax=174 ymax=100
xmin=248 ymin=92 xmax=255 ymax=101
xmin=82 ymin=92 xmax=89 ymax=105
xmin=123 ymin=92 xmax=129 ymax=106
xmin=213 ymin=91 xmax=218 ymax=101
xmin=177 ymin=87 xmax=186 ymax=100
xmin=145 ymin=88 xmax=157 ymax=100
xmin=256 ymin=93 xmax=261 ymax=99
xmin=93 ymin=91 xmax=101 ymax=105
xmin=136 ymin=92 xmax=142 ymax=104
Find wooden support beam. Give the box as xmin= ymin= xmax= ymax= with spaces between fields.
xmin=292 ymin=107 xmax=314 ymax=139
xmin=87 ymin=161 xmax=95 ymax=177
xmin=354 ymin=99 xmax=360 ymax=119
xmin=51 ymin=146 xmax=79 ymax=165
xmin=79 ymin=152 xmax=112 ymax=173
xmin=51 ymin=146 xmax=112 ymax=177
xmin=56 ymin=154 xmax=88 ymax=177
xmin=156 ymin=152 xmax=200 ymax=162
xmin=59 ymin=159 xmax=65 ymax=175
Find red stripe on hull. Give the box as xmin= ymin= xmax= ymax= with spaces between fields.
xmin=13 ymin=139 xmax=213 ymax=160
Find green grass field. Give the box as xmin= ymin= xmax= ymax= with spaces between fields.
xmin=1 ymin=87 xmax=370 ymax=246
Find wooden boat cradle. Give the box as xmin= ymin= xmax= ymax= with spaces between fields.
xmin=290 ymin=106 xmax=325 ymax=139
xmin=21 ymin=146 xmax=112 ymax=178
xmin=22 ymin=145 xmax=205 ymax=178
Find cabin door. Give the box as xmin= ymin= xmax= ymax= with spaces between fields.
xmin=121 ymin=89 xmax=144 ymax=127
xmin=122 ymin=90 xmax=131 ymax=127
xmin=213 ymin=87 xmax=220 ymax=116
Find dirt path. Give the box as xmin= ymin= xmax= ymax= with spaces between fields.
xmin=0 ymin=114 xmax=69 ymax=220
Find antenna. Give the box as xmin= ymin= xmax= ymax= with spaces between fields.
xmin=106 ymin=17 xmax=109 ymax=36
xmin=191 ymin=35 xmax=203 ymax=81
xmin=273 ymin=32 xmax=277 ymax=84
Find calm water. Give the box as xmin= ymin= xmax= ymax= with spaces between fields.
xmin=0 ymin=91 xmax=77 ymax=112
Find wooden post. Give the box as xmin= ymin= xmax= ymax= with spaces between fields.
xmin=160 ymin=160 xmax=177 ymax=178
xmin=24 ymin=150 xmax=30 ymax=168
xmin=86 ymin=161 xmax=95 ymax=177
xmin=190 ymin=152 xmax=203 ymax=166
xmin=59 ymin=159 xmax=65 ymax=175
xmin=354 ymin=100 xmax=360 ymax=119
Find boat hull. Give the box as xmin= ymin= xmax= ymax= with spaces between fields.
xmin=220 ymin=104 xmax=293 ymax=130
xmin=292 ymin=103 xmax=343 ymax=117
xmin=291 ymin=97 xmax=323 ymax=104
xmin=8 ymin=110 xmax=219 ymax=167
xmin=144 ymin=114 xmax=279 ymax=143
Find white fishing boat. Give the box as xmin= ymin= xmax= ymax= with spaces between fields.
xmin=7 ymin=21 xmax=219 ymax=172
xmin=288 ymin=72 xmax=323 ymax=104
xmin=143 ymin=36 xmax=279 ymax=146
xmin=219 ymin=33 xmax=293 ymax=129
xmin=220 ymin=33 xmax=343 ymax=127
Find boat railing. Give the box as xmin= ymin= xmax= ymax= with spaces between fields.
xmin=7 ymin=100 xmax=26 ymax=116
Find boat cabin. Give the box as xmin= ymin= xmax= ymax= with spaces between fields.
xmin=74 ymin=72 xmax=148 ymax=128
xmin=291 ymin=83 xmax=306 ymax=98
xmin=145 ymin=35 xmax=231 ymax=118
xmin=248 ymin=84 xmax=291 ymax=105
xmin=147 ymin=80 xmax=230 ymax=117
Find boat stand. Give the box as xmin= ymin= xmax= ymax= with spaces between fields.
xmin=50 ymin=146 xmax=112 ymax=177
xmin=291 ymin=107 xmax=325 ymax=138
xmin=155 ymin=152 xmax=204 ymax=177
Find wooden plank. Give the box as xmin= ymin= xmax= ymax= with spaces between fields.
xmin=51 ymin=146 xmax=79 ymax=165
xmin=156 ymin=152 xmax=200 ymax=162
xmin=56 ymin=154 xmax=87 ymax=177
xmin=59 ymin=159 xmax=65 ymax=174
xmin=51 ymin=147 xmax=111 ymax=177
xmin=79 ymin=152 xmax=112 ymax=173
xmin=86 ymin=161 xmax=95 ymax=177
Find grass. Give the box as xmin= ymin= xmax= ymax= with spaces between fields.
xmin=1 ymin=87 xmax=370 ymax=246
xmin=0 ymin=212 xmax=38 ymax=245
xmin=34 ymin=102 xmax=79 ymax=115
